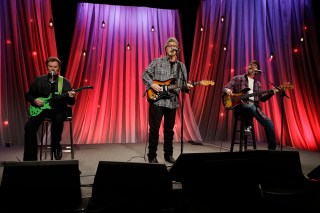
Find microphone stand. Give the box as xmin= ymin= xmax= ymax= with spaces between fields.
xmin=258 ymin=72 xmax=289 ymax=151
xmin=177 ymin=61 xmax=188 ymax=155
xmin=277 ymin=88 xmax=289 ymax=151
xmin=48 ymin=71 xmax=56 ymax=160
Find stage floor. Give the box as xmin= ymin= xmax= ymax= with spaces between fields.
xmin=1 ymin=140 xmax=320 ymax=200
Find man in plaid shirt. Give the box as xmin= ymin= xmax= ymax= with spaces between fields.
xmin=222 ymin=60 xmax=278 ymax=150
xmin=142 ymin=37 xmax=192 ymax=163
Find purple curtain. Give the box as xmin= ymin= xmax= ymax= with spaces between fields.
xmin=189 ymin=0 xmax=320 ymax=151
xmin=1 ymin=0 xmax=320 ymax=151
xmin=64 ymin=3 xmax=202 ymax=144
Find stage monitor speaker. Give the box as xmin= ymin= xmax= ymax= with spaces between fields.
xmin=307 ymin=165 xmax=320 ymax=180
xmin=169 ymin=151 xmax=268 ymax=211
xmin=88 ymin=161 xmax=172 ymax=212
xmin=0 ymin=160 xmax=82 ymax=212
xmin=169 ymin=151 xmax=268 ymax=183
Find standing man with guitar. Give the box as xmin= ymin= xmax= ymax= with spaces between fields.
xmin=24 ymin=56 xmax=76 ymax=161
xmin=222 ymin=60 xmax=278 ymax=151
xmin=142 ymin=37 xmax=192 ymax=163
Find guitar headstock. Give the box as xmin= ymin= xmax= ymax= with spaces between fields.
xmin=280 ymin=82 xmax=294 ymax=90
xmin=199 ymin=80 xmax=215 ymax=86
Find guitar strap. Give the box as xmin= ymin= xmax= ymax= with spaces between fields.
xmin=58 ymin=76 xmax=63 ymax=94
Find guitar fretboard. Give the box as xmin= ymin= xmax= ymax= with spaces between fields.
xmin=237 ymin=89 xmax=273 ymax=100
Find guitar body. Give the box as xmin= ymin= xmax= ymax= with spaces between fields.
xmin=222 ymin=83 xmax=294 ymax=110
xmin=147 ymin=79 xmax=176 ymax=102
xmin=147 ymin=79 xmax=215 ymax=103
xmin=222 ymin=88 xmax=251 ymax=110
xmin=29 ymin=96 xmax=53 ymax=116
xmin=28 ymin=86 xmax=93 ymax=116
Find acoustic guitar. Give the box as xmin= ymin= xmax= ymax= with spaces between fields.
xmin=222 ymin=82 xmax=294 ymax=110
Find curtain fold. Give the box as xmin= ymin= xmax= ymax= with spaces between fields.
xmin=64 ymin=3 xmax=203 ymax=144
xmin=189 ymin=0 xmax=320 ymax=151
xmin=1 ymin=0 xmax=320 ymax=151
xmin=0 ymin=0 xmax=56 ymax=147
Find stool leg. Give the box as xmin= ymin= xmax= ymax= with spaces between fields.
xmin=230 ymin=118 xmax=238 ymax=152
xmin=244 ymin=135 xmax=248 ymax=150
xmin=45 ymin=122 xmax=48 ymax=159
xmin=69 ymin=120 xmax=74 ymax=159
xmin=239 ymin=122 xmax=244 ymax=152
xmin=40 ymin=122 xmax=44 ymax=160
xmin=252 ymin=124 xmax=256 ymax=149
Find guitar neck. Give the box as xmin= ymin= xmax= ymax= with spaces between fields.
xmin=46 ymin=86 xmax=92 ymax=103
xmin=167 ymin=81 xmax=201 ymax=90
xmin=240 ymin=89 xmax=273 ymax=100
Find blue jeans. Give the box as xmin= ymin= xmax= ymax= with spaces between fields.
xmin=235 ymin=103 xmax=277 ymax=150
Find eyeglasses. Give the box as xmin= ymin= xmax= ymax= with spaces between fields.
xmin=167 ymin=44 xmax=178 ymax=48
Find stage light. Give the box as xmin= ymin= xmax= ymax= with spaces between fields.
xmin=126 ymin=43 xmax=131 ymax=51
xmin=151 ymin=25 xmax=155 ymax=32
xmin=223 ymin=45 xmax=227 ymax=51
xmin=82 ymin=49 xmax=86 ymax=56
xmin=221 ymin=16 xmax=225 ymax=22
xmin=269 ymin=53 xmax=274 ymax=61
xmin=49 ymin=18 xmax=54 ymax=28
xmin=200 ymin=25 xmax=203 ymax=32
xmin=101 ymin=20 xmax=106 ymax=28
xmin=293 ymin=48 xmax=300 ymax=54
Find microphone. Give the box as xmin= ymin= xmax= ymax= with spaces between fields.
xmin=254 ymin=70 xmax=263 ymax=73
xmin=49 ymin=70 xmax=55 ymax=83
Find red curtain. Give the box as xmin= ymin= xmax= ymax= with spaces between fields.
xmin=0 ymin=0 xmax=57 ymax=145
xmin=188 ymin=0 xmax=320 ymax=151
xmin=64 ymin=3 xmax=202 ymax=144
xmin=1 ymin=0 xmax=320 ymax=151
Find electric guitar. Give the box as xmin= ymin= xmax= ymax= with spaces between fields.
xmin=222 ymin=82 xmax=294 ymax=110
xmin=147 ymin=78 xmax=214 ymax=102
xmin=29 ymin=86 xmax=93 ymax=116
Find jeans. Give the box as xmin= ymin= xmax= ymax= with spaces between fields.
xmin=235 ymin=103 xmax=277 ymax=150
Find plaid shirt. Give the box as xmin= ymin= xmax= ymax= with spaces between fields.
xmin=222 ymin=74 xmax=274 ymax=118
xmin=142 ymin=56 xmax=188 ymax=109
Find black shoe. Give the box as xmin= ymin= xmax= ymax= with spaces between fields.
xmin=54 ymin=147 xmax=62 ymax=160
xmin=244 ymin=126 xmax=252 ymax=135
xmin=164 ymin=156 xmax=176 ymax=164
xmin=148 ymin=157 xmax=158 ymax=163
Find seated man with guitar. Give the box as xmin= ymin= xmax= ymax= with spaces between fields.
xmin=142 ymin=37 xmax=194 ymax=164
xmin=24 ymin=56 xmax=76 ymax=161
xmin=222 ymin=60 xmax=279 ymax=151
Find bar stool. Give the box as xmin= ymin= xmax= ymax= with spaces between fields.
xmin=230 ymin=111 xmax=256 ymax=152
xmin=39 ymin=107 xmax=74 ymax=160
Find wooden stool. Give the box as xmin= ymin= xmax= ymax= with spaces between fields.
xmin=230 ymin=112 xmax=256 ymax=152
xmin=39 ymin=108 xmax=74 ymax=160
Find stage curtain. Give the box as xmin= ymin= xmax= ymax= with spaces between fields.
xmin=0 ymin=0 xmax=57 ymax=146
xmin=63 ymin=3 xmax=203 ymax=144
xmin=188 ymin=0 xmax=320 ymax=151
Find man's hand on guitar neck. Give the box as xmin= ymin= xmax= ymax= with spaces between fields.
xmin=68 ymin=90 xmax=76 ymax=97
xmin=272 ymin=87 xmax=279 ymax=94
xmin=187 ymin=81 xmax=194 ymax=89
